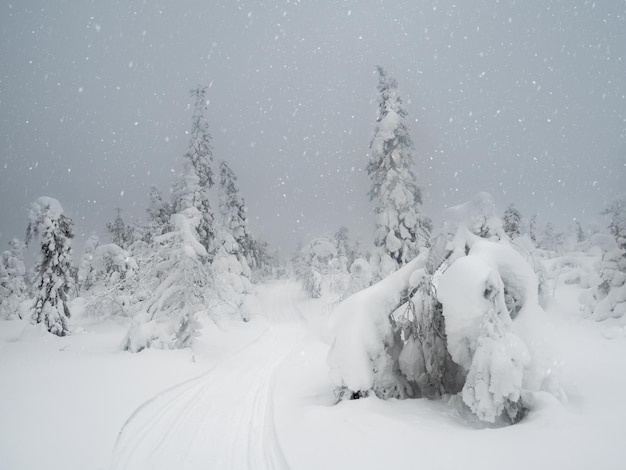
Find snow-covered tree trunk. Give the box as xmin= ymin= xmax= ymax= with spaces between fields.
xmin=26 ymin=197 xmax=74 ymax=336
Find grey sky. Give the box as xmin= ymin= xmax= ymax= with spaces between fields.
xmin=1 ymin=0 xmax=625 ymax=256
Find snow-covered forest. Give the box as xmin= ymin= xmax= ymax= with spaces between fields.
xmin=1 ymin=1 xmax=625 ymax=469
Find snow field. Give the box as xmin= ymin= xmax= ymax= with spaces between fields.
xmin=1 ymin=280 xmax=626 ymax=469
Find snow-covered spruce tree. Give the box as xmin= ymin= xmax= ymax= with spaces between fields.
xmin=25 ymin=197 xmax=74 ymax=336
xmin=122 ymin=208 xmax=209 ymax=352
xmin=603 ymin=199 xmax=626 ymax=251
xmin=171 ymin=87 xmax=215 ymax=258
xmin=106 ymin=208 xmax=136 ymax=250
xmin=144 ymin=185 xmax=173 ymax=242
xmin=367 ymin=66 xmax=431 ymax=281
xmin=585 ymin=199 xmax=626 ymax=320
xmin=503 ymin=203 xmax=522 ymax=239
xmin=77 ymin=234 xmax=99 ymax=293
xmin=218 ymin=160 xmax=252 ymax=275
xmin=0 ymin=239 xmax=28 ymax=319
xmin=210 ymin=160 xmax=253 ymax=320
xmin=247 ymin=238 xmax=277 ymax=282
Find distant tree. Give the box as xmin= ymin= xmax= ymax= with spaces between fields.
xmin=77 ymin=234 xmax=100 ymax=293
xmin=145 ymin=185 xmax=173 ymax=241
xmin=0 ymin=239 xmax=28 ymax=319
xmin=574 ymin=221 xmax=586 ymax=244
xmin=602 ymin=199 xmax=626 ymax=251
xmin=529 ymin=214 xmax=538 ymax=245
xmin=503 ymin=203 xmax=522 ymax=239
xmin=106 ymin=208 xmax=135 ymax=250
xmin=367 ymin=66 xmax=430 ymax=280
xmin=171 ymin=86 xmax=215 ymax=257
xmin=25 ymin=197 xmax=74 ymax=336
xmin=294 ymin=237 xmax=350 ymax=299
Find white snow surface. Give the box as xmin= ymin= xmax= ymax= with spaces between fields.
xmin=1 ymin=277 xmax=626 ymax=469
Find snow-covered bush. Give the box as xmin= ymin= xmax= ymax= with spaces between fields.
xmin=82 ymin=243 xmax=138 ymax=318
xmin=579 ymin=233 xmax=626 ymax=320
xmin=77 ymin=235 xmax=100 ymax=292
xmin=293 ymin=237 xmax=350 ymax=299
xmin=0 ymin=239 xmax=28 ymax=320
xmin=25 ymin=197 xmax=75 ymax=336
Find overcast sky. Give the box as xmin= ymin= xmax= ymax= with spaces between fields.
xmin=1 ymin=0 xmax=625 ymax=256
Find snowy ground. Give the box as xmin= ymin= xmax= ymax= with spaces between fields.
xmin=1 ymin=279 xmax=625 ymax=469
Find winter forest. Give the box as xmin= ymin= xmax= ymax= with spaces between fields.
xmin=1 ymin=1 xmax=625 ymax=469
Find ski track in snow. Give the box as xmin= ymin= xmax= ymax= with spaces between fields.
xmin=110 ymin=282 xmax=304 ymax=470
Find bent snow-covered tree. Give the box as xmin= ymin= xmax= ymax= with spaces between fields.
xmin=328 ymin=193 xmax=558 ymax=424
xmin=172 ymin=86 xmax=215 ymax=257
xmin=367 ymin=66 xmax=430 ymax=281
xmin=25 ymin=197 xmax=75 ymax=336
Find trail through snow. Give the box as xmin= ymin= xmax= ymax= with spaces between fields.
xmin=110 ymin=282 xmax=305 ymax=470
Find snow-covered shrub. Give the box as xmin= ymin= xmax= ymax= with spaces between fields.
xmin=579 ymin=233 xmax=626 ymax=320
xmin=443 ymin=192 xmax=506 ymax=241
xmin=77 ymin=235 xmax=100 ymax=292
xmin=0 ymin=239 xmax=28 ymax=320
xmin=122 ymin=208 xmax=208 ymax=352
xmin=293 ymin=237 xmax=350 ymax=299
xmin=82 ymin=243 xmax=138 ymax=318
xmin=26 ymin=197 xmax=75 ymax=336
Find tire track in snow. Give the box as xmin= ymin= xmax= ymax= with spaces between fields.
xmin=111 ymin=282 xmax=304 ymax=470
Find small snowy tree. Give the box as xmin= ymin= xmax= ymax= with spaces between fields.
xmin=218 ymin=160 xmax=252 ymax=275
xmin=211 ymin=160 xmax=254 ymax=319
xmin=77 ymin=234 xmax=100 ymax=293
xmin=25 ymin=197 xmax=74 ymax=336
xmin=367 ymin=66 xmax=430 ymax=281
xmin=122 ymin=208 xmax=209 ymax=352
xmin=171 ymin=87 xmax=215 ymax=257
xmin=106 ymin=208 xmax=136 ymax=250
xmin=603 ymin=199 xmax=626 ymax=251
xmin=144 ymin=185 xmax=173 ymax=241
xmin=584 ymin=201 xmax=626 ymax=320
xmin=294 ymin=237 xmax=349 ymax=299
xmin=0 ymin=239 xmax=28 ymax=319
xmin=503 ymin=203 xmax=522 ymax=239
